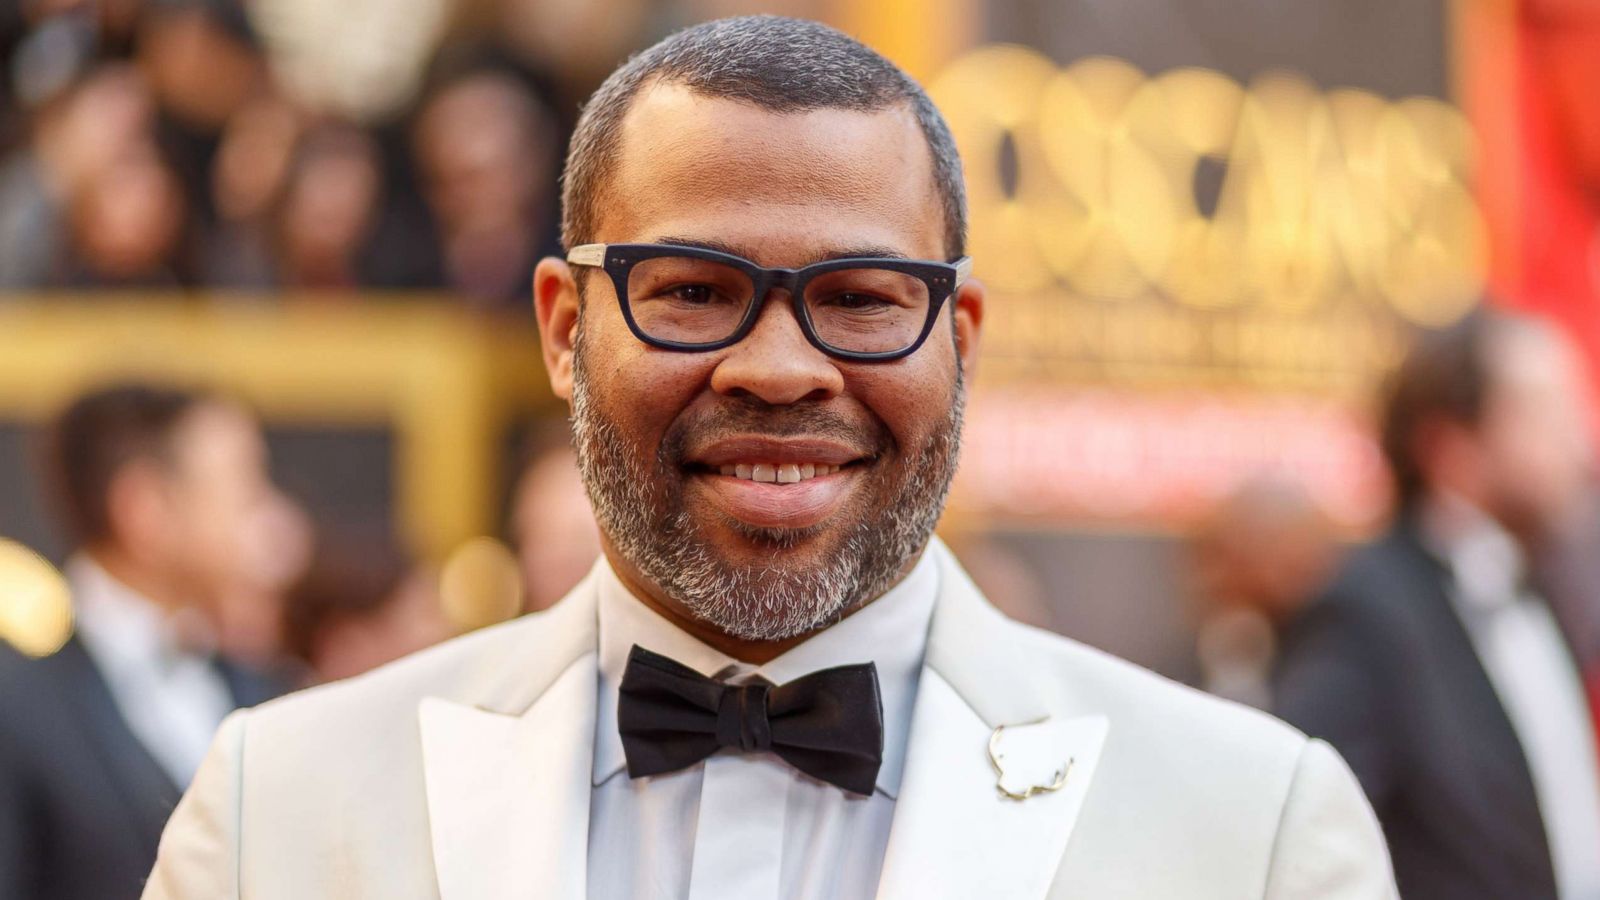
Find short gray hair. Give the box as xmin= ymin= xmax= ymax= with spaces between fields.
xmin=560 ymin=15 xmax=967 ymax=259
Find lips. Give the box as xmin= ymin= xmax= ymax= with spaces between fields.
xmin=683 ymin=436 xmax=873 ymax=530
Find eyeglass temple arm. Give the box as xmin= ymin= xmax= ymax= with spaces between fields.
xmin=566 ymin=244 xmax=607 ymax=267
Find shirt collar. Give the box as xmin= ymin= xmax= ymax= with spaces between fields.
xmin=1418 ymin=492 xmax=1528 ymax=615
xmin=68 ymin=555 xmax=212 ymax=677
xmin=593 ymin=549 xmax=940 ymax=799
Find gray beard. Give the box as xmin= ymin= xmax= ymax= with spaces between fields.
xmin=568 ymin=334 xmax=964 ymax=642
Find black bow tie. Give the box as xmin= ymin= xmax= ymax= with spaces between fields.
xmin=617 ymin=645 xmax=884 ymax=796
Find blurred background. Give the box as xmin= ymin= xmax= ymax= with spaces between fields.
xmin=0 ymin=0 xmax=1512 ymax=684
xmin=2 ymin=0 xmax=1600 ymax=895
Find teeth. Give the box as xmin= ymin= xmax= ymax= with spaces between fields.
xmin=713 ymin=462 xmax=846 ymax=483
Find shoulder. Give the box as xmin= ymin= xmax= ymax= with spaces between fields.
xmin=229 ymin=573 xmax=596 ymax=780
xmin=0 ymin=641 xmax=100 ymax=767
xmin=1325 ymin=527 xmax=1437 ymax=609
xmin=0 ymin=640 xmax=31 ymax=688
xmin=0 ymin=642 xmax=38 ymax=732
xmin=1282 ymin=528 xmax=1443 ymax=656
xmin=932 ymin=541 xmax=1306 ymax=768
xmin=196 ymin=596 xmax=592 ymax=848
xmin=1013 ymin=611 xmax=1308 ymax=757
xmin=0 ymin=638 xmax=82 ymax=711
xmin=972 ymin=603 xmax=1369 ymax=877
xmin=241 ymin=602 xmax=581 ymax=747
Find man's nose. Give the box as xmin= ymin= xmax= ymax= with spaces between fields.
xmin=708 ymin=293 xmax=844 ymax=405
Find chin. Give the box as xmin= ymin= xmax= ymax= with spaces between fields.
xmin=724 ymin=519 xmax=831 ymax=550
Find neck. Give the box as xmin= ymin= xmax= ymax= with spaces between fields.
xmin=84 ymin=545 xmax=185 ymax=614
xmin=599 ymin=541 xmax=919 ymax=665
xmin=1419 ymin=489 xmax=1534 ymax=555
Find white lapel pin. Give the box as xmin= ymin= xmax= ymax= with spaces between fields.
xmin=988 ymin=716 xmax=1074 ymax=801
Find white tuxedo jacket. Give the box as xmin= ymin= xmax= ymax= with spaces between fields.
xmin=144 ymin=540 xmax=1395 ymax=899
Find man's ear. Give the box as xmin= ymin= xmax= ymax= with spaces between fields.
xmin=534 ymin=257 xmax=581 ymax=402
xmin=1413 ymin=416 xmax=1487 ymax=501
xmin=952 ymin=277 xmax=985 ymax=379
xmin=104 ymin=461 xmax=170 ymax=564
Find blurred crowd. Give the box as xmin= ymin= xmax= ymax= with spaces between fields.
xmin=2 ymin=2 xmax=1600 ymax=895
xmin=0 ymin=0 xmax=730 ymax=309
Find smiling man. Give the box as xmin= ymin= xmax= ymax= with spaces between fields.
xmin=144 ymin=17 xmax=1396 ymax=900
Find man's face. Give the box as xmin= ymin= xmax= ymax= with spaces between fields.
xmin=160 ymin=403 xmax=297 ymax=616
xmin=535 ymin=83 xmax=983 ymax=640
xmin=1476 ymin=325 xmax=1596 ymax=536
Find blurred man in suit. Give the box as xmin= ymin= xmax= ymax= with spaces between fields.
xmin=1275 ymin=310 xmax=1600 ymax=900
xmin=0 ymin=385 xmax=287 ymax=900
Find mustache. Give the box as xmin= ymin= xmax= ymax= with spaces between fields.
xmin=661 ymin=398 xmax=892 ymax=464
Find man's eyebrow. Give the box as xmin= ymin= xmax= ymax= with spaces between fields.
xmin=654 ymin=236 xmax=913 ymax=264
xmin=656 ymin=236 xmax=749 ymax=257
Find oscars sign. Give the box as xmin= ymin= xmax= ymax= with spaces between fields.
xmin=933 ymin=46 xmax=1486 ymax=526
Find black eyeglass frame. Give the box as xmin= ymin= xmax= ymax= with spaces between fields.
xmin=566 ymin=242 xmax=974 ymax=362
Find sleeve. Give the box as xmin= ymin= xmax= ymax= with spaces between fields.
xmin=141 ymin=710 xmax=248 ymax=900
xmin=1272 ymin=598 xmax=1399 ymax=805
xmin=1263 ymin=739 xmax=1398 ymax=900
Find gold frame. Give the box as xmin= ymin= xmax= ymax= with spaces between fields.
xmin=0 ymin=295 xmax=553 ymax=560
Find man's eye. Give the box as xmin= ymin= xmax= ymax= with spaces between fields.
xmin=826 ymin=292 xmax=893 ymax=311
xmin=665 ymin=284 xmax=719 ymax=304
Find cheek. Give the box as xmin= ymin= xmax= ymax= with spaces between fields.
xmin=850 ymin=360 xmax=959 ymax=452
xmin=582 ymin=321 xmax=713 ymax=444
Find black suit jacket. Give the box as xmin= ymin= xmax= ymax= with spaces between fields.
xmin=0 ymin=637 xmax=282 ymax=900
xmin=1273 ymin=520 xmax=1562 ymax=900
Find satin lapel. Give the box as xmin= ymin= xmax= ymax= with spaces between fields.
xmin=420 ymin=652 xmax=597 ymax=900
xmin=49 ymin=638 xmax=181 ymax=848
xmin=416 ymin=575 xmax=603 ymax=900
xmin=876 ymin=541 xmax=1109 ymax=899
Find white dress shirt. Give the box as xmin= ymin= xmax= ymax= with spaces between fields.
xmin=588 ymin=551 xmax=939 ymax=900
xmin=68 ymin=556 xmax=235 ymax=789
xmin=1425 ymin=499 xmax=1600 ymax=900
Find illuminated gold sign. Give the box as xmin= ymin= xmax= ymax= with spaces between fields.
xmin=931 ymin=47 xmax=1484 ymax=394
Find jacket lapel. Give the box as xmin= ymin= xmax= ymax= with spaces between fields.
xmin=418 ymin=580 xmax=601 ymax=900
xmin=876 ymin=542 xmax=1109 ymax=899
xmin=49 ymin=637 xmax=182 ymax=849
xmin=1391 ymin=525 xmax=1556 ymax=884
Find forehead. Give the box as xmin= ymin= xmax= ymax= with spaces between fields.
xmin=170 ymin=402 xmax=262 ymax=468
xmin=599 ymin=81 xmax=945 ymax=263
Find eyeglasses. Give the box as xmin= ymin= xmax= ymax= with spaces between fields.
xmin=565 ymin=243 xmax=973 ymax=362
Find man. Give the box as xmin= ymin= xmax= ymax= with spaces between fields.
xmin=412 ymin=64 xmax=563 ymax=309
xmin=145 ymin=17 xmax=1394 ymax=899
xmin=1189 ymin=476 xmax=1340 ymax=710
xmin=1275 ymin=311 xmax=1600 ymax=900
xmin=0 ymin=385 xmax=288 ymax=900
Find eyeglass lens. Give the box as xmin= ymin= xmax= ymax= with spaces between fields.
xmin=625 ymin=255 xmax=932 ymax=354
